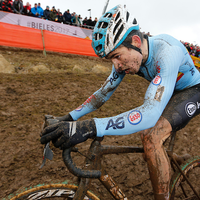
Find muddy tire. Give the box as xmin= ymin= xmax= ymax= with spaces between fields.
xmin=7 ymin=184 xmax=100 ymax=200
xmin=170 ymin=156 xmax=200 ymax=200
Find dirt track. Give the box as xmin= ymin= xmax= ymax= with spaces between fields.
xmin=0 ymin=47 xmax=200 ymax=199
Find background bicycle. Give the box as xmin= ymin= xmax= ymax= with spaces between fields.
xmin=1 ymin=48 xmax=200 ymax=199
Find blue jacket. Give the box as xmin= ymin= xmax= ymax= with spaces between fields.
xmin=37 ymin=6 xmax=44 ymax=17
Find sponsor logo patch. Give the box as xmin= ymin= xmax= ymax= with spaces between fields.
xmin=105 ymin=117 xmax=124 ymax=130
xmin=128 ymin=110 xmax=142 ymax=125
xmin=152 ymin=75 xmax=162 ymax=85
xmin=83 ymin=95 xmax=96 ymax=105
xmin=197 ymin=102 xmax=200 ymax=109
xmin=75 ymin=105 xmax=83 ymax=111
xmin=156 ymin=61 xmax=161 ymax=73
xmin=185 ymin=102 xmax=196 ymax=117
xmin=110 ymin=72 xmax=119 ymax=85
xmin=154 ymin=85 xmax=165 ymax=102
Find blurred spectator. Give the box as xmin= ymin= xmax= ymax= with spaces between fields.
xmin=49 ymin=8 xmax=57 ymax=21
xmin=183 ymin=42 xmax=200 ymax=58
xmin=71 ymin=12 xmax=77 ymax=24
xmin=63 ymin=9 xmax=72 ymax=24
xmin=78 ymin=15 xmax=82 ymax=25
xmin=2 ymin=0 xmax=12 ymax=12
xmin=37 ymin=2 xmax=43 ymax=17
xmin=92 ymin=17 xmax=98 ymax=26
xmin=185 ymin=43 xmax=192 ymax=54
xmin=82 ymin=17 xmax=87 ymax=25
xmin=43 ymin=5 xmax=50 ymax=20
xmin=57 ymin=12 xmax=64 ymax=23
xmin=31 ymin=3 xmax=40 ymax=17
xmin=23 ymin=2 xmax=31 ymax=15
xmin=195 ymin=46 xmax=200 ymax=57
xmin=50 ymin=6 xmax=55 ymax=11
xmin=12 ymin=0 xmax=23 ymax=14
xmin=146 ymin=32 xmax=152 ymax=37
xmin=86 ymin=16 xmax=93 ymax=26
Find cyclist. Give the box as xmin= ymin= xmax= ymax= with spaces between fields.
xmin=40 ymin=4 xmax=200 ymax=200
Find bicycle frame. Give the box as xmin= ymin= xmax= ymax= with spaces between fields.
xmin=62 ymin=132 xmax=200 ymax=200
xmin=65 ymin=137 xmax=144 ymax=200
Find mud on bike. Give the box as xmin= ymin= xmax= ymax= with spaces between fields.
xmin=5 ymin=115 xmax=200 ymax=200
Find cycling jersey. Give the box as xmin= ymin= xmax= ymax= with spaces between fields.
xmin=70 ymin=34 xmax=200 ymax=137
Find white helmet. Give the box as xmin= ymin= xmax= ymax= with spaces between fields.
xmin=92 ymin=4 xmax=140 ymax=58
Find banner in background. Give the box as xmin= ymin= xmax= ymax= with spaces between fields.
xmin=191 ymin=55 xmax=200 ymax=68
xmin=0 ymin=11 xmax=93 ymax=39
xmin=0 ymin=22 xmax=97 ymax=57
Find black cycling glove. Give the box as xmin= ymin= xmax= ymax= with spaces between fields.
xmin=55 ymin=113 xmax=74 ymax=122
xmin=40 ymin=119 xmax=97 ymax=149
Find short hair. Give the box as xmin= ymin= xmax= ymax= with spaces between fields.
xmin=122 ymin=30 xmax=144 ymax=45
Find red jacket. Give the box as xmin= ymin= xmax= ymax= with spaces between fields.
xmin=2 ymin=1 xmax=13 ymax=12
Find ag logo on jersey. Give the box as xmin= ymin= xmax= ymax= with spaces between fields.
xmin=105 ymin=117 xmax=125 ymax=130
xmin=128 ymin=110 xmax=142 ymax=125
xmin=152 ymin=75 xmax=162 ymax=86
xmin=185 ymin=102 xmax=196 ymax=117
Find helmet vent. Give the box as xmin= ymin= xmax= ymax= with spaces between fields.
xmin=98 ymin=22 xmax=102 ymax=28
xmin=96 ymin=44 xmax=102 ymax=51
xmin=104 ymin=13 xmax=112 ymax=18
xmin=94 ymin=33 xmax=103 ymax=40
xmin=107 ymin=34 xmax=109 ymax=47
xmin=114 ymin=12 xmax=120 ymax=22
xmin=98 ymin=21 xmax=108 ymax=28
xmin=114 ymin=24 xmax=124 ymax=44
xmin=126 ymin=12 xmax=130 ymax=22
xmin=133 ymin=18 xmax=137 ymax=24
xmin=113 ymin=19 xmax=122 ymax=34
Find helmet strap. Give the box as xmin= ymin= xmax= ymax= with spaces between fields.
xmin=122 ymin=42 xmax=142 ymax=55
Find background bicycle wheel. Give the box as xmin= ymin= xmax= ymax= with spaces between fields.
xmin=1 ymin=47 xmax=200 ymax=200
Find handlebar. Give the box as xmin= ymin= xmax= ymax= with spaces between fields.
xmin=42 ymin=115 xmax=102 ymax=178
xmin=62 ymin=147 xmax=102 ymax=178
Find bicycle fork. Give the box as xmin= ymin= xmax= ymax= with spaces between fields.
xmin=74 ymin=138 xmax=129 ymax=200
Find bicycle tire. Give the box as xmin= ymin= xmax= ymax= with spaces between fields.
xmin=169 ymin=156 xmax=200 ymax=200
xmin=6 ymin=183 xmax=100 ymax=200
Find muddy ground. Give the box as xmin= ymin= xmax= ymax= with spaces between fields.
xmin=0 ymin=47 xmax=200 ymax=199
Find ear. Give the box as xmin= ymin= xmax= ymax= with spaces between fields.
xmin=131 ymin=35 xmax=142 ymax=48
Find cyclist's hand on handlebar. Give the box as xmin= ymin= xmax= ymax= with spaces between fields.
xmin=40 ymin=119 xmax=97 ymax=150
xmin=54 ymin=113 xmax=74 ymax=122
xmin=41 ymin=113 xmax=74 ymax=132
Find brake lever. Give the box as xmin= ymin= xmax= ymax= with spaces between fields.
xmin=40 ymin=142 xmax=54 ymax=169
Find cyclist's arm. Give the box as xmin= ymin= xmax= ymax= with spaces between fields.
xmin=69 ymin=65 xmax=126 ymax=120
xmin=94 ymin=46 xmax=184 ymax=137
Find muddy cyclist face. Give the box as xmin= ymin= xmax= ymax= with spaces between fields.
xmin=107 ymin=46 xmax=143 ymax=75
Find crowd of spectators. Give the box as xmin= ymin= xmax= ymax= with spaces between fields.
xmin=181 ymin=41 xmax=200 ymax=58
xmin=0 ymin=0 xmax=98 ymax=28
xmin=0 ymin=0 xmax=200 ymax=58
xmin=142 ymin=32 xmax=200 ymax=58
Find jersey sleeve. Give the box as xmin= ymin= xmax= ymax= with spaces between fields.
xmin=70 ymin=65 xmax=125 ymax=120
xmin=94 ymin=46 xmax=185 ymax=137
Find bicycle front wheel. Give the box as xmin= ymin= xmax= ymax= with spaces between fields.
xmin=7 ymin=184 xmax=100 ymax=200
xmin=170 ymin=156 xmax=200 ymax=200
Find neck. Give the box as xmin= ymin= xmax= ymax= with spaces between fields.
xmin=141 ymin=38 xmax=149 ymax=64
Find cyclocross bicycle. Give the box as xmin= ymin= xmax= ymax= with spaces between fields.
xmin=5 ymin=115 xmax=200 ymax=200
